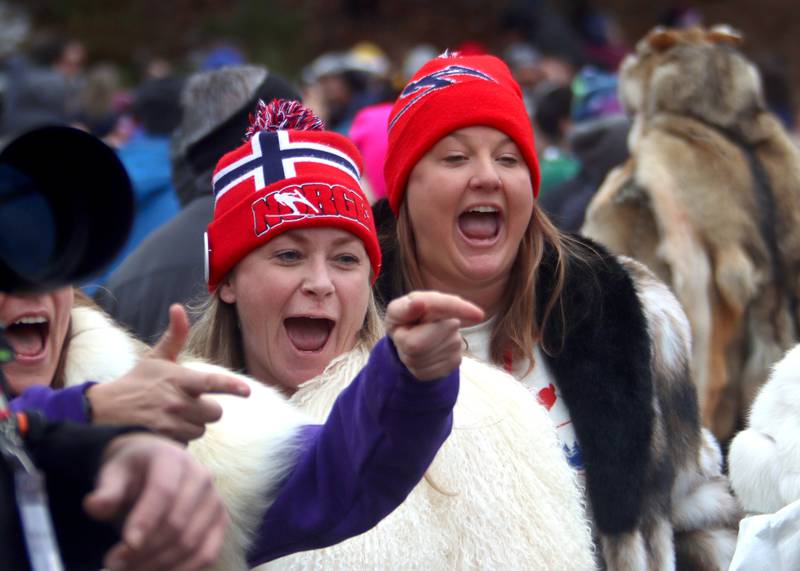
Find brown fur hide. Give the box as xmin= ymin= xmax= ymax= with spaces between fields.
xmin=582 ymin=25 xmax=800 ymax=442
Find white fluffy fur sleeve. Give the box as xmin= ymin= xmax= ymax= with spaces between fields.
xmin=729 ymin=344 xmax=800 ymax=514
xmin=185 ymin=361 xmax=310 ymax=571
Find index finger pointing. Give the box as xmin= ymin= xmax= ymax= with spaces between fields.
xmin=404 ymin=292 xmax=485 ymax=326
xmin=384 ymin=294 xmax=427 ymax=330
xmin=176 ymin=370 xmax=251 ymax=399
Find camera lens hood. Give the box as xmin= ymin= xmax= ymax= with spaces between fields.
xmin=0 ymin=126 xmax=134 ymax=292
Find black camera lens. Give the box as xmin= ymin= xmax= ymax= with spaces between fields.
xmin=0 ymin=164 xmax=57 ymax=284
xmin=0 ymin=126 xmax=133 ymax=292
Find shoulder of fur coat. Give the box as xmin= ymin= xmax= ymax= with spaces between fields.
xmin=64 ymin=305 xmax=309 ymax=571
xmin=729 ymin=344 xmax=800 ymax=514
xmin=264 ymin=351 xmax=596 ymax=570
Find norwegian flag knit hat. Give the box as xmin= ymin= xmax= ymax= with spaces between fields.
xmin=384 ymin=53 xmax=541 ymax=215
xmin=205 ymin=99 xmax=381 ymax=291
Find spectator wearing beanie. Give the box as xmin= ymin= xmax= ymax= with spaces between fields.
xmin=95 ymin=65 xmax=300 ymax=343
xmin=372 ymin=51 xmax=740 ymax=569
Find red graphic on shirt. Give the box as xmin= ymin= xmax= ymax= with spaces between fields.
xmin=537 ymin=384 xmax=557 ymax=411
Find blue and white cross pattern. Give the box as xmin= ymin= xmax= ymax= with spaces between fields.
xmin=388 ymin=64 xmax=497 ymax=130
xmin=212 ymin=130 xmax=361 ymax=206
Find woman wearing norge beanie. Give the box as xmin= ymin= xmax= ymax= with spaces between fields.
xmin=188 ymin=99 xmax=596 ymax=570
xmin=177 ymin=99 xmax=482 ymax=570
xmin=372 ymin=52 xmax=742 ymax=570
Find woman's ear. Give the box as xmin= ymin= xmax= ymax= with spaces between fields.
xmin=219 ymin=277 xmax=237 ymax=304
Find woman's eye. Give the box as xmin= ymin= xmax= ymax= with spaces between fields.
xmin=275 ymin=250 xmax=301 ymax=262
xmin=335 ymin=254 xmax=360 ymax=265
xmin=443 ymin=154 xmax=467 ymax=164
xmin=498 ymin=155 xmax=520 ymax=166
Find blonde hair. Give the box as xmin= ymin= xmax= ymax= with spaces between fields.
xmin=397 ymin=199 xmax=578 ymax=368
xmin=185 ymin=288 xmax=383 ymax=373
xmin=51 ymin=289 xmax=95 ymax=389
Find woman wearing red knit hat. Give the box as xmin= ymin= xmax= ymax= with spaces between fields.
xmin=177 ymin=99 xmax=491 ymax=569
xmin=374 ymin=52 xmax=742 ymax=569
xmin=193 ymin=99 xmax=597 ymax=570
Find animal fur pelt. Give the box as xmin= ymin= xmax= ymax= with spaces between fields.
xmin=728 ymin=343 xmax=800 ymax=514
xmin=262 ymin=349 xmax=596 ymax=570
xmin=582 ymin=25 xmax=800 ymax=442
xmin=64 ymin=305 xmax=308 ymax=571
xmin=539 ymin=248 xmax=741 ymax=570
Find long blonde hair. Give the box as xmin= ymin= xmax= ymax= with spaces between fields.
xmin=185 ymin=289 xmax=383 ymax=373
xmin=397 ymin=199 xmax=577 ymax=367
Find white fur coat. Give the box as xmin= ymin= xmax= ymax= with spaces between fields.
xmin=64 ymin=306 xmax=309 ymax=571
xmin=261 ymin=347 xmax=596 ymax=570
xmin=729 ymin=344 xmax=800 ymax=514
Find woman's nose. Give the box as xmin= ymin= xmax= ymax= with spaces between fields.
xmin=468 ymin=157 xmax=502 ymax=191
xmin=300 ymin=262 xmax=335 ymax=298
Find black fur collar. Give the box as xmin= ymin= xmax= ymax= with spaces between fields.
xmin=373 ymin=199 xmax=654 ymax=535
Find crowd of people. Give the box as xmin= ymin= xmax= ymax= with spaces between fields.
xmin=2 ymin=4 xmax=800 ymax=570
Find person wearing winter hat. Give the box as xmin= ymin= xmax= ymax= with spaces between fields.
xmin=374 ymin=52 xmax=741 ymax=569
xmin=190 ymin=99 xmax=386 ymax=384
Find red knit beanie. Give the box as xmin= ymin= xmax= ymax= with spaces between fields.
xmin=205 ymin=99 xmax=381 ymax=291
xmin=384 ymin=53 xmax=540 ymax=215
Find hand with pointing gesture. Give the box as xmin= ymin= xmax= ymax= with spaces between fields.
xmin=385 ymin=291 xmax=484 ymax=381
xmin=87 ymin=304 xmax=251 ymax=442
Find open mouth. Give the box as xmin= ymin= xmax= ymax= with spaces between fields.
xmin=284 ymin=317 xmax=334 ymax=352
xmin=457 ymin=206 xmax=501 ymax=242
xmin=4 ymin=316 xmax=49 ymax=359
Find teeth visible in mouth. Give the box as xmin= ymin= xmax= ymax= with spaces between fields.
xmin=467 ymin=206 xmax=498 ymax=214
xmin=12 ymin=316 xmax=48 ymax=325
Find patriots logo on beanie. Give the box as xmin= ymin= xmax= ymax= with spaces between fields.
xmin=388 ymin=64 xmax=497 ymax=130
xmin=384 ymin=53 xmax=542 ymax=214
xmin=204 ymin=99 xmax=381 ymax=291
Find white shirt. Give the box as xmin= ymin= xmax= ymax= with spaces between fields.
xmin=461 ymin=318 xmax=585 ymax=473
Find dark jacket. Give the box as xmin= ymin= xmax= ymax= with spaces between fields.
xmin=1 ymin=414 xmax=132 ymax=570
xmin=95 ymin=195 xmax=212 ymax=343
